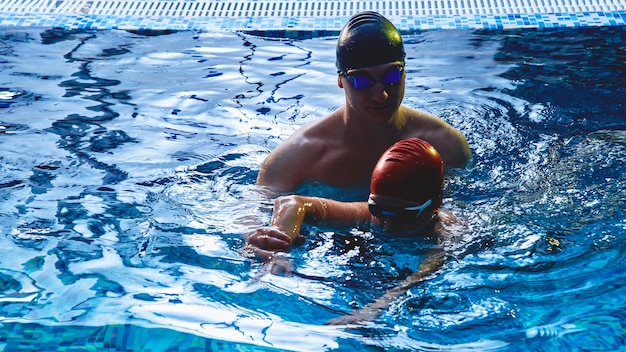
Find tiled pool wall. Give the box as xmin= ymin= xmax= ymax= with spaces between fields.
xmin=0 ymin=0 xmax=625 ymax=34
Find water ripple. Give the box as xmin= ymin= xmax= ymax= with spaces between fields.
xmin=0 ymin=26 xmax=625 ymax=351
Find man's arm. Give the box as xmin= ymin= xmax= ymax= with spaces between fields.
xmin=436 ymin=123 xmax=471 ymax=168
xmin=257 ymin=136 xmax=315 ymax=193
xmin=257 ymin=153 xmax=300 ymax=193
xmin=245 ymin=196 xmax=368 ymax=276
xmin=246 ymin=195 xmax=369 ymax=258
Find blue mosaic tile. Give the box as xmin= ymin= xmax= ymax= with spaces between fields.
xmin=0 ymin=6 xmax=625 ymax=32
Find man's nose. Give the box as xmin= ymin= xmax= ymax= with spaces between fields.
xmin=370 ymin=83 xmax=389 ymax=103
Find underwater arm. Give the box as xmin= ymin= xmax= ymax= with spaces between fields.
xmin=325 ymin=247 xmax=447 ymax=326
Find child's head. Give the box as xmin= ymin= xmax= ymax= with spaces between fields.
xmin=371 ymin=138 xmax=444 ymax=206
xmin=368 ymin=138 xmax=443 ymax=235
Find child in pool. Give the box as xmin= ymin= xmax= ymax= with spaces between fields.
xmin=246 ymin=138 xmax=463 ymax=325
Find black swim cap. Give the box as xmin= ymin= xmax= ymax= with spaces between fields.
xmin=336 ymin=11 xmax=405 ymax=74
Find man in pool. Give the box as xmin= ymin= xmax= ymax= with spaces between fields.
xmin=256 ymin=11 xmax=471 ymax=193
xmin=246 ymin=138 xmax=462 ymax=325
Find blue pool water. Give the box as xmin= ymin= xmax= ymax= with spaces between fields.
xmin=1 ymin=26 xmax=625 ymax=351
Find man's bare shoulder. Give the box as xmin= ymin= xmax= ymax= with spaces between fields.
xmin=403 ymin=106 xmax=447 ymax=127
xmin=271 ymin=133 xmax=327 ymax=161
xmin=301 ymin=109 xmax=345 ymax=137
xmin=279 ymin=111 xmax=343 ymax=153
xmin=400 ymin=106 xmax=471 ymax=167
xmin=257 ymin=111 xmax=344 ymax=191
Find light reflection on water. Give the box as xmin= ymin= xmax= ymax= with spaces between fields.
xmin=1 ymin=26 xmax=625 ymax=350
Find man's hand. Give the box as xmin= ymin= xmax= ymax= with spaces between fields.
xmin=245 ymin=227 xmax=304 ymax=277
xmin=245 ymin=226 xmax=304 ymax=261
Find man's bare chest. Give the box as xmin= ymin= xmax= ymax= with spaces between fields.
xmin=311 ymin=147 xmax=380 ymax=186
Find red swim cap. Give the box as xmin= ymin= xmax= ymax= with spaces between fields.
xmin=370 ymin=138 xmax=443 ymax=207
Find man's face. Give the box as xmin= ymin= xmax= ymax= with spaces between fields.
xmin=339 ymin=61 xmax=406 ymax=123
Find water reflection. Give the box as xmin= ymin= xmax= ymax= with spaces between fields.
xmin=0 ymin=26 xmax=625 ymax=350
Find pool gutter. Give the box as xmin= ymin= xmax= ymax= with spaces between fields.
xmin=0 ymin=0 xmax=624 ymax=32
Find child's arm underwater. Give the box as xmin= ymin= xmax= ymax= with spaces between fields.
xmin=325 ymin=210 xmax=463 ymax=325
xmin=325 ymin=246 xmax=447 ymax=325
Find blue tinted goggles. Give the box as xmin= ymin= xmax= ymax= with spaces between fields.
xmin=342 ymin=66 xmax=404 ymax=90
xmin=368 ymin=197 xmax=432 ymax=221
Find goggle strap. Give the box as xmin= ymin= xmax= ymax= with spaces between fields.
xmin=404 ymin=199 xmax=432 ymax=212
